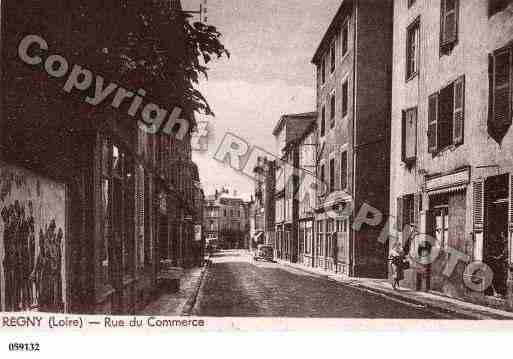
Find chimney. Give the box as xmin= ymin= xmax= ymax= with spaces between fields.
xmin=234 ymin=190 xmax=238 ymax=197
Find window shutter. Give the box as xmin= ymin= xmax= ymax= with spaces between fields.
xmin=401 ymin=110 xmax=406 ymax=162
xmin=428 ymin=93 xmax=439 ymax=153
xmin=489 ymin=48 xmax=512 ymax=144
xmin=453 ymin=75 xmax=465 ymax=145
xmin=473 ymin=179 xmax=485 ymax=232
xmin=397 ymin=196 xmax=404 ymax=232
xmin=509 ymin=174 xmax=513 ymax=232
xmin=414 ymin=193 xmax=422 ymax=228
xmin=441 ymin=0 xmax=458 ymax=46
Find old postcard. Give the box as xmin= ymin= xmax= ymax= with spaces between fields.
xmin=1 ymin=0 xmax=513 ymax=353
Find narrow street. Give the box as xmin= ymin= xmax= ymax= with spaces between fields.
xmin=194 ymin=250 xmax=460 ymax=319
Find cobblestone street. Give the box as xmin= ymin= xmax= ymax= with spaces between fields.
xmin=194 ymin=250 xmax=463 ymax=318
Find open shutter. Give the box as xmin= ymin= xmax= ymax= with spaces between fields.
xmin=489 ymin=48 xmax=512 ymax=144
xmin=414 ymin=193 xmax=422 ymax=229
xmin=441 ymin=0 xmax=458 ymax=46
xmin=428 ymin=93 xmax=439 ymax=153
xmin=397 ymin=196 xmax=404 ymax=233
xmin=401 ymin=110 xmax=406 ymax=162
xmin=453 ymin=75 xmax=465 ymax=145
xmin=509 ymin=174 xmax=513 ymax=232
xmin=473 ymin=179 xmax=485 ymax=232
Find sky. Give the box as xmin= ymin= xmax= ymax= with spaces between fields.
xmin=182 ymin=0 xmax=341 ymax=200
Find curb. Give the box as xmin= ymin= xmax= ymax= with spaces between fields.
xmin=278 ymin=260 xmax=508 ymax=320
xmin=181 ymin=257 xmax=211 ymax=316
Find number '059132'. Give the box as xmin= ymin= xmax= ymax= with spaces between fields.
xmin=8 ymin=343 xmax=40 ymax=351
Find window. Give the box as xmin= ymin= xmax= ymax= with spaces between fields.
xmin=341 ymin=22 xmax=348 ymax=57
xmin=330 ymin=41 xmax=336 ymax=73
xmin=489 ymin=46 xmax=512 ymax=144
xmin=406 ymin=18 xmax=420 ymax=80
xmin=342 ymin=81 xmax=348 ymax=118
xmin=440 ymin=0 xmax=459 ymax=52
xmin=427 ymin=75 xmax=465 ymax=154
xmin=317 ymin=220 xmax=324 ymax=257
xmin=330 ymin=93 xmax=336 ymax=128
xmin=329 ymin=158 xmax=335 ymax=192
xmin=321 ymin=58 xmax=326 ymax=84
xmin=320 ymin=164 xmax=326 ymax=196
xmin=402 ymin=107 xmax=417 ymax=164
xmin=321 ymin=106 xmax=326 ymax=137
xmin=340 ymin=151 xmax=348 ymax=190
xmin=489 ymin=0 xmax=512 ymax=16
xmin=408 ymin=0 xmax=416 ymax=7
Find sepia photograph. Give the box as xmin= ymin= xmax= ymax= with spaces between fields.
xmin=1 ymin=1 xmax=513 ymax=350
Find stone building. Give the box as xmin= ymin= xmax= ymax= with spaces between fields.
xmin=0 ymin=0 xmax=202 ymax=314
xmin=297 ymin=123 xmax=318 ymax=267
xmin=203 ymin=190 xmax=250 ymax=249
xmin=273 ymin=112 xmax=317 ymax=263
xmin=390 ymin=0 xmax=513 ymax=309
xmin=252 ymin=157 xmax=276 ymax=248
xmin=311 ymin=0 xmax=393 ymax=277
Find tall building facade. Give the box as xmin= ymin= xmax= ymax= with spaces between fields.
xmin=273 ymin=113 xmax=317 ymax=263
xmin=311 ymin=0 xmax=393 ymax=277
xmin=390 ymin=0 xmax=513 ymax=308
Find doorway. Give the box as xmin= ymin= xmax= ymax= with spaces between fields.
xmin=484 ymin=174 xmax=509 ymax=298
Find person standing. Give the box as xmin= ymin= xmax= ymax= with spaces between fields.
xmin=389 ymin=248 xmax=405 ymax=290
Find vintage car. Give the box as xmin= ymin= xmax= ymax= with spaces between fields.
xmin=253 ymin=244 xmax=274 ymax=262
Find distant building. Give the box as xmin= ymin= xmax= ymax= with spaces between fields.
xmin=273 ymin=112 xmax=317 ymax=262
xmin=203 ymin=190 xmax=250 ymax=249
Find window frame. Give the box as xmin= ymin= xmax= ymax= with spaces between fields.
xmin=342 ymin=79 xmax=349 ymax=118
xmin=330 ymin=39 xmax=336 ymax=73
xmin=341 ymin=20 xmax=349 ymax=58
xmin=321 ymin=105 xmax=326 ymax=137
xmin=406 ymin=17 xmax=420 ymax=81
xmin=440 ymin=0 xmax=459 ymax=53
xmin=329 ymin=157 xmax=336 ymax=193
xmin=427 ymin=75 xmax=466 ymax=155
xmin=330 ymin=91 xmax=336 ymax=129
xmin=340 ymin=150 xmax=348 ymax=191
xmin=401 ymin=106 xmax=418 ymax=164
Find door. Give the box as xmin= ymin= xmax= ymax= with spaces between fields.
xmin=484 ymin=201 xmax=508 ymax=297
xmin=433 ymin=206 xmax=449 ymax=250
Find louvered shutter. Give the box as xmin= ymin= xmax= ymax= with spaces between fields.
xmin=473 ymin=179 xmax=485 ymax=232
xmin=441 ymin=0 xmax=458 ymax=46
xmin=509 ymin=174 xmax=513 ymax=232
xmin=401 ymin=110 xmax=406 ymax=162
xmin=490 ymin=48 xmax=512 ymax=144
xmin=414 ymin=193 xmax=422 ymax=229
xmin=453 ymin=75 xmax=465 ymax=145
xmin=428 ymin=93 xmax=439 ymax=153
xmin=397 ymin=196 xmax=404 ymax=233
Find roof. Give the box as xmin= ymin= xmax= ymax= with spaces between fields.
xmin=311 ymin=0 xmax=354 ymax=65
xmin=272 ymin=112 xmax=317 ymax=137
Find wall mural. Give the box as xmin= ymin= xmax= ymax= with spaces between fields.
xmin=0 ymin=162 xmax=66 ymax=313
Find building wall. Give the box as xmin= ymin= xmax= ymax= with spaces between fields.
xmin=390 ymin=0 xmax=513 ymax=305
xmin=312 ymin=0 xmax=393 ymax=277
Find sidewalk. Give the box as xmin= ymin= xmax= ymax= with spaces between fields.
xmin=277 ymin=259 xmax=513 ymax=320
xmin=139 ymin=264 xmax=208 ymax=316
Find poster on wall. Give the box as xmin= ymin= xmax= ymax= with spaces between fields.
xmin=0 ymin=161 xmax=67 ymax=313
